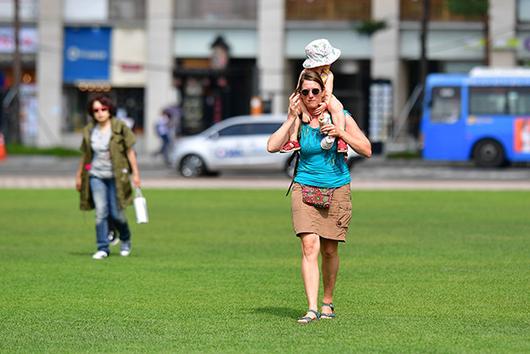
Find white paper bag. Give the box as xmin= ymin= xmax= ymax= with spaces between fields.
xmin=133 ymin=188 xmax=148 ymax=224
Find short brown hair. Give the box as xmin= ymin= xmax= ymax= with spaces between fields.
xmin=295 ymin=70 xmax=325 ymax=92
xmin=87 ymin=94 xmax=116 ymax=119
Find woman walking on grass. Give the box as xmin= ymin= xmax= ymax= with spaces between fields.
xmin=267 ymin=70 xmax=371 ymax=324
xmin=75 ymin=94 xmax=141 ymax=260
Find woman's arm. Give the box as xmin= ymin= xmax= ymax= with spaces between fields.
xmin=126 ymin=148 xmax=141 ymax=187
xmin=321 ymin=113 xmax=372 ymax=158
xmin=75 ymin=156 xmax=84 ymax=192
xmin=267 ymin=92 xmax=301 ymax=152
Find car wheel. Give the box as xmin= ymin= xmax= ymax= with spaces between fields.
xmin=473 ymin=139 xmax=505 ymax=168
xmin=179 ymin=154 xmax=207 ymax=177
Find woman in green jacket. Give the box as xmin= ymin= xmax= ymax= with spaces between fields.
xmin=75 ymin=95 xmax=141 ymax=260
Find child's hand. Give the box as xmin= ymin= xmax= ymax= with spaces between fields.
xmin=320 ymin=124 xmax=341 ymax=138
xmin=314 ymin=102 xmax=327 ymax=116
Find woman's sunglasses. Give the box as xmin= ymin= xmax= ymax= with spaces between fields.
xmin=92 ymin=107 xmax=109 ymax=114
xmin=300 ymin=88 xmax=321 ymax=96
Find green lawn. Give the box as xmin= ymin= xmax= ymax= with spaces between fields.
xmin=0 ymin=189 xmax=528 ymax=353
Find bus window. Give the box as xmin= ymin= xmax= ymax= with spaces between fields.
xmin=430 ymin=87 xmax=460 ymax=123
xmin=469 ymin=87 xmax=507 ymax=115
xmin=507 ymin=88 xmax=530 ymax=115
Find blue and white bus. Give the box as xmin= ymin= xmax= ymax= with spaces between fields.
xmin=421 ymin=68 xmax=530 ymax=167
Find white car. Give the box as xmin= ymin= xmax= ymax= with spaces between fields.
xmin=170 ymin=114 xmax=360 ymax=177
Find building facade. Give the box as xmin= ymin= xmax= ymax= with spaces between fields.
xmin=2 ymin=0 xmax=530 ymax=152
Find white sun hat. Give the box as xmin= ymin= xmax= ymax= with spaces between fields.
xmin=302 ymin=39 xmax=341 ymax=69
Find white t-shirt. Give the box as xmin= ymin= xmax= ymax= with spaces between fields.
xmin=90 ymin=127 xmax=113 ymax=178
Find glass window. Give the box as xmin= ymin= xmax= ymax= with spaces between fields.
xmin=64 ymin=0 xmax=108 ymax=22
xmin=518 ymin=0 xmax=530 ymax=22
xmin=401 ymin=0 xmax=483 ymax=21
xmin=217 ymin=124 xmax=247 ymax=136
xmin=286 ymin=0 xmax=370 ymax=21
xmin=0 ymin=0 xmax=38 ymax=21
xmin=174 ymin=0 xmax=256 ymax=20
xmin=62 ymin=86 xmax=144 ymax=132
xmin=469 ymin=87 xmax=507 ymax=115
xmin=217 ymin=123 xmax=280 ymax=136
xmin=109 ymin=0 xmax=145 ymax=21
xmin=430 ymin=87 xmax=461 ymax=123
xmin=507 ymin=88 xmax=530 ymax=114
xmin=247 ymin=123 xmax=281 ymax=135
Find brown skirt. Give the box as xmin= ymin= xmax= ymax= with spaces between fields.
xmin=291 ymin=183 xmax=352 ymax=242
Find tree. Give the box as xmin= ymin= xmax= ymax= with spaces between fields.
xmin=447 ymin=0 xmax=489 ymax=65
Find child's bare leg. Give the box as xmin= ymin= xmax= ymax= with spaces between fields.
xmin=289 ymin=117 xmax=301 ymax=142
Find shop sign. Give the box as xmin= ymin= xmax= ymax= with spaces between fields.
xmin=110 ymin=28 xmax=145 ymax=85
xmin=63 ymin=27 xmax=111 ymax=83
xmin=0 ymin=27 xmax=37 ymax=53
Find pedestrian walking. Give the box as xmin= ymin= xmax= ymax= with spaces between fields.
xmin=75 ymin=94 xmax=141 ymax=259
xmin=267 ymin=70 xmax=371 ymax=324
xmin=154 ymin=110 xmax=171 ymax=165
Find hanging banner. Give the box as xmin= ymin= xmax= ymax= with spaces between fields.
xmin=63 ymin=27 xmax=111 ymax=83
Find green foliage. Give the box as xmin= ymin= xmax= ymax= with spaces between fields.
xmin=447 ymin=0 xmax=488 ymax=17
xmin=6 ymin=144 xmax=81 ymax=157
xmin=0 ymin=189 xmax=529 ymax=352
xmin=355 ymin=20 xmax=387 ymax=36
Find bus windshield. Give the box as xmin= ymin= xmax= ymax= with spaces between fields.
xmin=430 ymin=87 xmax=460 ymax=123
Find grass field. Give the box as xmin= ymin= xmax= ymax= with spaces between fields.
xmin=0 ymin=189 xmax=529 ymax=353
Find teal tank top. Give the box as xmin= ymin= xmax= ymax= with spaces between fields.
xmin=293 ymin=123 xmax=351 ymax=188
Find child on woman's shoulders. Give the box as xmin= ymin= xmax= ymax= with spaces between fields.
xmin=281 ymin=38 xmax=348 ymax=154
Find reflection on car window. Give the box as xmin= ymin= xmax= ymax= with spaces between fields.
xmin=249 ymin=123 xmax=282 ymax=135
xmin=218 ymin=125 xmax=246 ymax=136
xmin=218 ymin=123 xmax=282 ymax=136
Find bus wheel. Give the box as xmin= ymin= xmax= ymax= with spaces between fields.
xmin=473 ymin=139 xmax=505 ymax=168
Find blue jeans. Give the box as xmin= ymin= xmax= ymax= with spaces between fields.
xmin=90 ymin=176 xmax=131 ymax=254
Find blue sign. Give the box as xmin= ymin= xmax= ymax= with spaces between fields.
xmin=63 ymin=27 xmax=111 ymax=83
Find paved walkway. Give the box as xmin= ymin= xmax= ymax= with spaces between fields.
xmin=1 ymin=176 xmax=530 ymax=190
xmin=1 ymin=155 xmax=530 ymax=190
